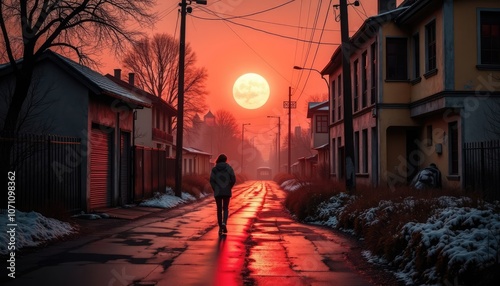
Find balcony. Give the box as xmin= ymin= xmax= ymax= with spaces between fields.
xmin=152 ymin=128 xmax=173 ymax=144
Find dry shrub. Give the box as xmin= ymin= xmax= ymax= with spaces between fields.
xmin=180 ymin=174 xmax=211 ymax=198
xmin=284 ymin=179 xmax=338 ymax=221
xmin=273 ymin=172 xmax=295 ymax=185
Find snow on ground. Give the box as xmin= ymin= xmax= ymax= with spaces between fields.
xmin=281 ymin=181 xmax=500 ymax=285
xmin=0 ymin=209 xmax=75 ymax=255
xmin=0 ymin=187 xmax=205 ymax=255
xmin=139 ymin=187 xmax=201 ymax=208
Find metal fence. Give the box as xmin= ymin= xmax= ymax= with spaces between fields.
xmin=1 ymin=133 xmax=82 ymax=213
xmin=133 ymin=145 xmax=175 ymax=201
xmin=463 ymin=140 xmax=500 ymax=201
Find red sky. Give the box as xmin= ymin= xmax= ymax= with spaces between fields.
xmin=98 ymin=1 xmax=397 ymax=159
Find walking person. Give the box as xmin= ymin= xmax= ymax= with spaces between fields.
xmin=210 ymin=154 xmax=236 ymax=235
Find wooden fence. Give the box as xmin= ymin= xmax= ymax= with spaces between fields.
xmin=463 ymin=140 xmax=500 ymax=201
xmin=133 ymin=145 xmax=175 ymax=202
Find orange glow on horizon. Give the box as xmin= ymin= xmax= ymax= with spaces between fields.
xmin=96 ymin=1 xmax=403 ymax=160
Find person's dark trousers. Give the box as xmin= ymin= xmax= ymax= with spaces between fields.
xmin=215 ymin=196 xmax=231 ymax=227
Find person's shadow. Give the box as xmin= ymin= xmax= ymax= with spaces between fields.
xmin=216 ymin=234 xmax=227 ymax=255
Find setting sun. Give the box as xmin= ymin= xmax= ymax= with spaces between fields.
xmin=232 ymin=73 xmax=270 ymax=109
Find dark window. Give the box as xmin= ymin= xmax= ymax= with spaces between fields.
xmin=362 ymin=129 xmax=368 ymax=173
xmin=480 ymin=11 xmax=500 ymax=65
xmin=362 ymin=51 xmax=368 ymax=108
xmin=354 ymin=131 xmax=359 ymax=173
xmin=426 ymin=20 xmax=437 ymax=71
xmin=155 ymin=110 xmax=160 ymax=129
xmin=370 ymin=42 xmax=377 ymax=104
xmin=331 ymin=138 xmax=336 ymax=174
xmin=449 ymin=122 xmax=459 ymax=175
xmin=353 ymin=59 xmax=359 ymax=112
xmin=337 ymin=74 xmax=342 ymax=120
xmin=331 ymin=80 xmax=336 ymax=122
xmin=316 ymin=115 xmax=328 ymax=133
xmin=386 ymin=38 xmax=408 ymax=80
xmin=426 ymin=125 xmax=433 ymax=146
xmin=413 ymin=33 xmax=420 ymax=78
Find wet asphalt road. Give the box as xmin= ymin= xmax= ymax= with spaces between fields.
xmin=4 ymin=181 xmax=395 ymax=286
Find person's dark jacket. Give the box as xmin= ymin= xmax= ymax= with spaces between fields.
xmin=210 ymin=162 xmax=236 ymax=197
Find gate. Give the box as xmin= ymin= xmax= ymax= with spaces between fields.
xmin=463 ymin=140 xmax=500 ymax=201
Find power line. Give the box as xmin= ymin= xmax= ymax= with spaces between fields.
xmin=294 ymin=0 xmax=332 ymax=102
xmin=190 ymin=13 xmax=339 ymax=46
xmin=201 ymin=0 xmax=295 ymax=20
xmin=293 ymin=0 xmax=323 ymax=96
xmin=197 ymin=6 xmax=289 ymax=83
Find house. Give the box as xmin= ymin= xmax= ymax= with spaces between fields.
xmin=181 ymin=147 xmax=212 ymax=175
xmin=322 ymin=0 xmax=500 ymax=190
xmin=106 ymin=70 xmax=176 ymax=155
xmin=0 ymin=50 xmax=150 ymax=212
xmin=307 ymin=101 xmax=330 ymax=177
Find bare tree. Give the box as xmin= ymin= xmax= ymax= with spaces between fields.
xmin=213 ymin=109 xmax=240 ymax=155
xmin=0 ymin=0 xmax=155 ymax=132
xmin=0 ymin=0 xmax=156 ymax=207
xmin=122 ymin=33 xmax=208 ymax=131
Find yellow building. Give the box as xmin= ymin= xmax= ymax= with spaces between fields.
xmin=322 ymin=0 xmax=500 ymax=190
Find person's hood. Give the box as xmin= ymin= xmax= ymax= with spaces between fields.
xmin=215 ymin=162 xmax=231 ymax=171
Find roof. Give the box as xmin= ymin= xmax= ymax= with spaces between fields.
xmin=321 ymin=6 xmax=409 ymax=75
xmin=204 ymin=110 xmax=215 ymax=119
xmin=0 ymin=50 xmax=150 ymax=108
xmin=313 ymin=142 xmax=329 ymax=150
xmin=105 ymin=74 xmax=177 ymax=114
xmin=307 ymin=101 xmax=329 ymax=118
xmin=183 ymin=147 xmax=211 ymax=156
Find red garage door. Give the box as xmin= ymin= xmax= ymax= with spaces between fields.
xmin=90 ymin=127 xmax=112 ymax=210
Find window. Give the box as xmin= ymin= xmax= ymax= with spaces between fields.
xmin=480 ymin=10 xmax=500 ymax=65
xmin=331 ymin=80 xmax=336 ymax=122
xmin=386 ymin=38 xmax=408 ymax=80
xmin=155 ymin=109 xmax=160 ymax=129
xmin=316 ymin=115 xmax=328 ymax=133
xmin=425 ymin=20 xmax=437 ymax=72
xmin=337 ymin=74 xmax=342 ymax=120
xmin=353 ymin=59 xmax=359 ymax=112
xmin=354 ymin=131 xmax=359 ymax=173
xmin=412 ymin=33 xmax=420 ymax=78
xmin=370 ymin=42 xmax=377 ymax=104
xmin=362 ymin=129 xmax=368 ymax=173
xmin=426 ymin=125 xmax=433 ymax=146
xmin=331 ymin=138 xmax=336 ymax=174
xmin=449 ymin=122 xmax=459 ymax=175
xmin=362 ymin=51 xmax=368 ymax=108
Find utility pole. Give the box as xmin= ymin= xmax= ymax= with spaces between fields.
xmin=174 ymin=0 xmax=187 ymax=197
xmin=241 ymin=123 xmax=250 ymax=173
xmin=175 ymin=0 xmax=207 ymax=197
xmin=267 ymin=116 xmax=281 ymax=172
xmin=288 ymin=86 xmax=292 ymax=174
xmin=339 ymin=0 xmax=356 ymax=190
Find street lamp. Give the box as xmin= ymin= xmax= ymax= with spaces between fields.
xmin=267 ymin=116 xmax=280 ymax=173
xmin=241 ymin=123 xmax=251 ymax=173
xmin=175 ymin=0 xmax=207 ymax=197
xmin=293 ymin=66 xmax=330 ymax=93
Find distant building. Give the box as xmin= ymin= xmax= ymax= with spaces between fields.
xmin=307 ymin=101 xmax=330 ymax=177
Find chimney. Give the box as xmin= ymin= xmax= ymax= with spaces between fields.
xmin=129 ymin=73 xmax=135 ymax=86
xmin=378 ymin=0 xmax=396 ymax=14
xmin=114 ymin=69 xmax=121 ymax=80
